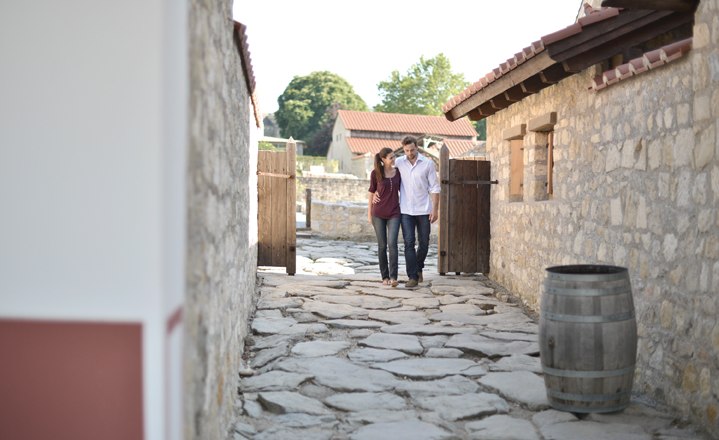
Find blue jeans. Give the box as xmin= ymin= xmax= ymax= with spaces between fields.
xmin=401 ymin=214 xmax=431 ymax=280
xmin=372 ymin=216 xmax=400 ymax=280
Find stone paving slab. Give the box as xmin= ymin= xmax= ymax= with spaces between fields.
xmin=240 ymin=237 xmax=712 ymax=439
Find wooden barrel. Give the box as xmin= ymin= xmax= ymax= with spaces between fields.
xmin=539 ymin=264 xmax=637 ymax=413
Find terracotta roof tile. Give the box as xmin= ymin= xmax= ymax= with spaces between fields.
xmin=644 ymin=48 xmax=664 ymax=68
xmin=629 ymin=57 xmax=648 ymax=74
xmin=542 ymin=22 xmax=583 ymax=45
xmin=589 ymin=37 xmax=692 ymax=92
xmin=338 ymin=110 xmax=477 ymax=138
xmin=578 ymin=7 xmax=620 ymax=26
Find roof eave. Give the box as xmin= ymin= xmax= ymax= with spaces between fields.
xmin=444 ymin=8 xmax=694 ymax=122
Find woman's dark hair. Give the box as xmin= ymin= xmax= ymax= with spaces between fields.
xmin=373 ymin=147 xmax=394 ymax=187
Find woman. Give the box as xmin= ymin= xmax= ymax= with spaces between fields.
xmin=367 ymin=147 xmax=401 ymax=287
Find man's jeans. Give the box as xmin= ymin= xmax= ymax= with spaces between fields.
xmin=400 ymin=214 xmax=430 ymax=281
xmin=372 ymin=216 xmax=401 ymax=280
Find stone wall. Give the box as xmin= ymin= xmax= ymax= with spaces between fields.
xmin=185 ymin=2 xmax=258 ymax=439
xmin=311 ymin=200 xmax=440 ymax=243
xmin=310 ymin=201 xmax=376 ymax=240
xmin=484 ymin=5 xmax=719 ymax=435
xmin=297 ymin=176 xmax=369 ymax=211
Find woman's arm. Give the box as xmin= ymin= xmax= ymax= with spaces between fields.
xmin=367 ymin=191 xmax=374 ymax=223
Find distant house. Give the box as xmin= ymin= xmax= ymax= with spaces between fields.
xmin=443 ymin=0 xmax=716 ymax=436
xmin=327 ymin=110 xmax=478 ymax=178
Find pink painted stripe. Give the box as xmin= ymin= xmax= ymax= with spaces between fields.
xmin=166 ymin=305 xmax=183 ymax=335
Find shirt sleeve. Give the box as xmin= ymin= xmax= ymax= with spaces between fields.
xmin=426 ymin=161 xmax=440 ymax=194
xmin=368 ymin=170 xmax=377 ymax=193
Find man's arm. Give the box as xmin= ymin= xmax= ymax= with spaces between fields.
xmin=429 ymin=192 xmax=439 ymax=223
xmin=427 ymin=161 xmax=441 ymax=223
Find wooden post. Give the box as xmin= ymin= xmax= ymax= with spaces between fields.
xmin=305 ymin=188 xmax=312 ymax=229
xmin=286 ymin=138 xmax=297 ymax=275
xmin=438 ymin=145 xmax=450 ymax=275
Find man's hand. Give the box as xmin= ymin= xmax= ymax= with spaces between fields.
xmin=429 ymin=209 xmax=439 ymax=224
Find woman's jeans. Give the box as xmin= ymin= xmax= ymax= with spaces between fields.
xmin=400 ymin=214 xmax=431 ymax=281
xmin=372 ymin=216 xmax=400 ymax=280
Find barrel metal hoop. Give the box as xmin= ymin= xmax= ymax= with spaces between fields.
xmin=542 ymin=365 xmax=636 ymax=378
xmin=541 ymin=310 xmax=635 ymax=323
xmin=545 ymin=285 xmax=631 ymax=297
xmin=546 ymin=272 xmax=628 ymax=283
xmin=547 ymin=389 xmax=631 ymax=402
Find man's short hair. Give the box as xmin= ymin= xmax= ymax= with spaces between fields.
xmin=401 ymin=135 xmax=417 ymax=147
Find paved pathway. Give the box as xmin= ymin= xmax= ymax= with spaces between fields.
xmin=235 ymin=237 xmax=708 ymax=440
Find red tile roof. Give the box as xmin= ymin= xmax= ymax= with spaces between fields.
xmin=590 ymin=37 xmax=692 ymax=91
xmin=346 ymin=138 xmax=400 ymax=155
xmin=338 ymin=110 xmax=477 ymax=138
xmin=233 ymin=21 xmax=260 ymax=127
xmin=442 ymin=4 xmax=693 ymax=121
xmin=442 ymin=139 xmax=477 ymax=157
xmin=442 ymin=6 xmax=621 ymax=115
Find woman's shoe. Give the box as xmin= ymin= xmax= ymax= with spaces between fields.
xmin=382 ymin=279 xmax=390 ymax=285
xmin=391 ymin=279 xmax=398 ymax=288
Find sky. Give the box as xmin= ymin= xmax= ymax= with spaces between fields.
xmin=232 ymin=0 xmax=584 ymax=115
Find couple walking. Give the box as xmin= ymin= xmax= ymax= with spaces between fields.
xmin=367 ymin=135 xmax=440 ymax=288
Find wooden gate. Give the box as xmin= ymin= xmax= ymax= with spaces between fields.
xmin=438 ymin=145 xmax=494 ymax=275
xmin=257 ymin=140 xmax=296 ymax=275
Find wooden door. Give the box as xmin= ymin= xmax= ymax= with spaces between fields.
xmin=257 ymin=140 xmax=296 ymax=275
xmin=438 ymin=145 xmax=493 ymax=275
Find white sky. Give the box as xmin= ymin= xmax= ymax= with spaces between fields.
xmin=232 ymin=0 xmax=583 ymax=115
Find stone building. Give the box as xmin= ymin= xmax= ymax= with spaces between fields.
xmin=327 ymin=109 xmax=478 ymax=178
xmin=443 ymin=0 xmax=718 ymax=436
xmin=0 ymin=1 xmax=260 ymax=439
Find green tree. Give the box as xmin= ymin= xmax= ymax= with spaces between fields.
xmin=275 ymin=71 xmax=368 ymax=156
xmin=374 ymin=53 xmax=468 ymax=116
xmin=474 ymin=119 xmax=486 ymax=140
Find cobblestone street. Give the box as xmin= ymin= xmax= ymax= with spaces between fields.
xmin=234 ymin=237 xmax=708 ymax=440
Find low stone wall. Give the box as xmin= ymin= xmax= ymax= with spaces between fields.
xmin=310 ymin=201 xmax=375 ymax=240
xmin=297 ymin=176 xmax=370 ymax=212
xmin=311 ymin=200 xmax=439 ymax=243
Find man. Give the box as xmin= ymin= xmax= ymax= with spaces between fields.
xmin=394 ymin=135 xmax=440 ymax=288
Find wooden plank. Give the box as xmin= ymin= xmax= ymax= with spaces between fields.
xmin=447 ymin=159 xmax=463 ymax=273
xmin=271 ymin=150 xmax=287 ymax=267
xmin=438 ymin=146 xmax=450 ymax=274
xmin=477 ymin=161 xmax=491 ymax=274
xmin=257 ymin=151 xmax=271 ymax=265
xmin=286 ymin=141 xmax=297 ymax=275
xmin=461 ymin=160 xmax=478 ymax=273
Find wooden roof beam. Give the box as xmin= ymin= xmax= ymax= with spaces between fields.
xmin=601 ymin=0 xmax=698 ymax=12
xmin=561 ymin=11 xmax=694 ymax=72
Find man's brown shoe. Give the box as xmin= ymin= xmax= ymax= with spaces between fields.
xmin=405 ymin=279 xmax=418 ymax=288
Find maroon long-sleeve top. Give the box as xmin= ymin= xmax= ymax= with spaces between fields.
xmin=368 ymin=170 xmax=401 ymax=219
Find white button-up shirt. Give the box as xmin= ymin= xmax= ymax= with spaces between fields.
xmin=394 ymin=153 xmax=440 ymax=216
